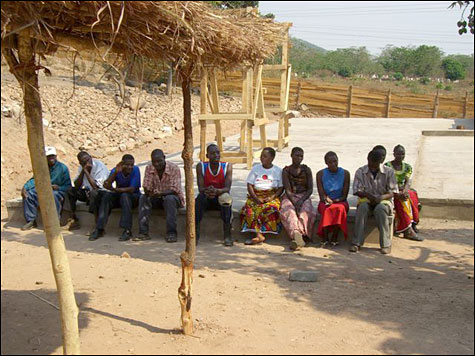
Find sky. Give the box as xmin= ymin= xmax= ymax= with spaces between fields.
xmin=258 ymin=1 xmax=474 ymax=56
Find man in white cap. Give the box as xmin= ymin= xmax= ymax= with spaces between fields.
xmin=21 ymin=146 xmax=72 ymax=230
xmin=195 ymin=144 xmax=234 ymax=246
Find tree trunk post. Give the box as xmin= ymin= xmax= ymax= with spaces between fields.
xmin=295 ymin=80 xmax=301 ymax=110
xmin=463 ymin=90 xmax=468 ymax=119
xmin=178 ymin=74 xmax=196 ymax=336
xmin=167 ymin=62 xmax=174 ymax=96
xmin=346 ymin=85 xmax=353 ymax=118
xmin=432 ymin=89 xmax=440 ymax=118
xmin=6 ymin=30 xmax=81 ymax=355
xmin=385 ymin=89 xmax=392 ymax=118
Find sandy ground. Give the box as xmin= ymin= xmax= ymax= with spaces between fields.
xmin=1 ymin=217 xmax=473 ymax=355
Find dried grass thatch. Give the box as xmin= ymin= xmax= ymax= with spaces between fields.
xmin=1 ymin=1 xmax=287 ymax=75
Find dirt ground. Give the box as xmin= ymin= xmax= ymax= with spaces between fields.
xmin=1 ymin=217 xmax=473 ymax=355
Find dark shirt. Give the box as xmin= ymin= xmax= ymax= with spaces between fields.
xmin=110 ymin=166 xmax=141 ymax=195
xmin=23 ymin=161 xmax=72 ymax=193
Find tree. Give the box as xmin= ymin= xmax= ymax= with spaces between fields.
xmin=442 ymin=58 xmax=467 ymax=80
xmin=412 ymin=45 xmax=443 ymax=77
xmin=450 ymin=1 xmax=474 ymax=34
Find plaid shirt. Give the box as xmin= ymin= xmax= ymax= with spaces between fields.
xmin=143 ymin=161 xmax=184 ymax=207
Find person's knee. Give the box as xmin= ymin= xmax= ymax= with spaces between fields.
xmin=374 ymin=203 xmax=389 ymax=216
xmin=120 ymin=192 xmax=133 ymax=204
xmin=357 ymin=202 xmax=370 ymax=214
xmin=164 ymin=194 xmax=178 ymax=207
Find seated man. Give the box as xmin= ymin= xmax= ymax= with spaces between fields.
xmin=351 ymin=149 xmax=398 ymax=255
xmin=65 ymin=151 xmax=110 ymax=231
xmin=21 ymin=146 xmax=72 ymax=230
xmin=89 ymin=154 xmax=141 ymax=242
xmin=195 ymin=144 xmax=233 ymax=246
xmin=134 ymin=149 xmax=184 ymax=243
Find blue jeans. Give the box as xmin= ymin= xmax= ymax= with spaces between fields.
xmin=23 ymin=188 xmax=65 ymax=222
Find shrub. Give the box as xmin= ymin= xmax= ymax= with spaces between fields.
xmin=444 ymin=85 xmax=453 ymax=91
xmin=435 ymin=82 xmax=444 ymax=89
xmin=419 ymin=77 xmax=430 ymax=85
xmin=393 ymin=72 xmax=404 ymax=81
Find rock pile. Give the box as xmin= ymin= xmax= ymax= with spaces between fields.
xmin=1 ymin=81 xmax=242 ymax=158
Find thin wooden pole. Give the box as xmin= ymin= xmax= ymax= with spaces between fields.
xmin=432 ymin=89 xmax=440 ymax=118
xmin=178 ymin=74 xmax=196 ymax=336
xmin=5 ymin=30 xmax=80 ymax=355
xmin=463 ymin=91 xmax=468 ymax=119
xmin=295 ymin=80 xmax=302 ymax=109
xmin=346 ymin=85 xmax=353 ymax=118
xmin=199 ymin=69 xmax=208 ymax=161
xmin=385 ymin=89 xmax=392 ymax=118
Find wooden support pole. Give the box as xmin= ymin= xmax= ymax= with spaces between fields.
xmin=385 ymin=89 xmax=392 ymax=118
xmin=277 ymin=113 xmax=285 ymax=152
xmin=346 ymin=85 xmax=353 ymax=118
xmin=178 ymin=75 xmax=196 ymax=336
xmin=432 ymin=89 xmax=440 ymax=118
xmin=199 ymin=69 xmax=208 ymax=161
xmin=247 ymin=120 xmax=253 ymax=170
xmin=463 ymin=91 xmax=468 ymax=119
xmin=4 ymin=31 xmax=80 ymax=355
xmin=209 ymin=69 xmax=223 ymax=152
xmin=295 ymin=80 xmax=302 ymax=110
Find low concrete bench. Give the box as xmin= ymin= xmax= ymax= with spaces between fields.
xmin=6 ymin=198 xmax=393 ymax=246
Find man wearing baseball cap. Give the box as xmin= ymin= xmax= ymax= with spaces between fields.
xmin=195 ymin=144 xmax=234 ymax=246
xmin=21 ymin=146 xmax=72 ymax=230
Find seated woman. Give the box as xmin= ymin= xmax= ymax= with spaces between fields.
xmin=385 ymin=145 xmax=423 ymax=241
xmin=316 ymin=151 xmax=350 ymax=247
xmin=240 ymin=147 xmax=284 ymax=245
xmin=280 ymin=147 xmax=316 ymax=250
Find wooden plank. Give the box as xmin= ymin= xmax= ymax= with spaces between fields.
xmin=199 ymin=113 xmax=252 ymax=120
xmin=263 ymin=64 xmax=287 ymax=70
xmin=221 ymin=151 xmax=247 ymax=157
xmin=199 ymin=70 xmax=208 ymax=161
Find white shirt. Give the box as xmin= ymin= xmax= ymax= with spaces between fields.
xmin=246 ymin=164 xmax=283 ymax=191
xmin=74 ymin=159 xmax=109 ymax=190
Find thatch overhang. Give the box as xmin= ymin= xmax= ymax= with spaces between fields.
xmin=1 ymin=1 xmax=287 ymax=75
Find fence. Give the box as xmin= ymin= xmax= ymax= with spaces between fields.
xmin=213 ymin=74 xmax=474 ymax=119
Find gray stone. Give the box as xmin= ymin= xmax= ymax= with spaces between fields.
xmin=289 ymin=270 xmax=318 ymax=282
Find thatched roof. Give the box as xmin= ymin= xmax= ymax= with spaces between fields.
xmin=1 ymin=1 xmax=288 ymax=75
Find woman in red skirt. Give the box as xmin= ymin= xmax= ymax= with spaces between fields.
xmin=316 ymin=151 xmax=350 ymax=247
xmin=385 ymin=145 xmax=423 ymax=241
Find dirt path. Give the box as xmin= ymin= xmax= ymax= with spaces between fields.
xmin=1 ymin=218 xmax=473 ymax=355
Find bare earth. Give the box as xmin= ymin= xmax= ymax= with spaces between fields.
xmin=1 ymin=218 xmax=473 ymax=355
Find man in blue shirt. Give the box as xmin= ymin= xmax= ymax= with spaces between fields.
xmin=89 ymin=154 xmax=141 ymax=242
xmin=21 ymin=146 xmax=72 ymax=230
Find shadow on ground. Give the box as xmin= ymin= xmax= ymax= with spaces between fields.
xmin=1 ymin=221 xmax=474 ymax=354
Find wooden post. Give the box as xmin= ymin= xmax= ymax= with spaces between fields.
xmin=463 ymin=91 xmax=468 ymax=118
xmin=346 ymin=85 xmax=353 ymax=118
xmin=209 ymin=69 xmax=223 ymax=152
xmin=4 ymin=30 xmax=80 ymax=354
xmin=239 ymin=69 xmax=248 ymax=151
xmin=199 ymin=69 xmax=208 ymax=161
xmin=178 ymin=74 xmax=196 ymax=336
xmin=432 ymin=89 xmax=440 ymax=118
xmin=385 ymin=89 xmax=392 ymax=118
xmin=167 ymin=62 xmax=173 ymax=96
xmin=247 ymin=120 xmax=253 ymax=170
xmin=295 ymin=80 xmax=302 ymax=110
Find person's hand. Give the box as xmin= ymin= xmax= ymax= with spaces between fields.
xmin=115 ymin=161 xmax=123 ymax=173
xmin=254 ymin=197 xmax=264 ymax=205
xmin=325 ymin=196 xmax=333 ymax=205
xmin=205 ymin=186 xmax=217 ymax=198
xmin=84 ymin=160 xmax=93 ymax=173
xmin=52 ymin=185 xmax=60 ymax=191
xmin=295 ymin=200 xmax=304 ymax=214
xmin=21 ymin=187 xmax=28 ymax=199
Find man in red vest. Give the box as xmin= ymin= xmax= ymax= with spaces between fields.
xmin=195 ymin=144 xmax=233 ymax=246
